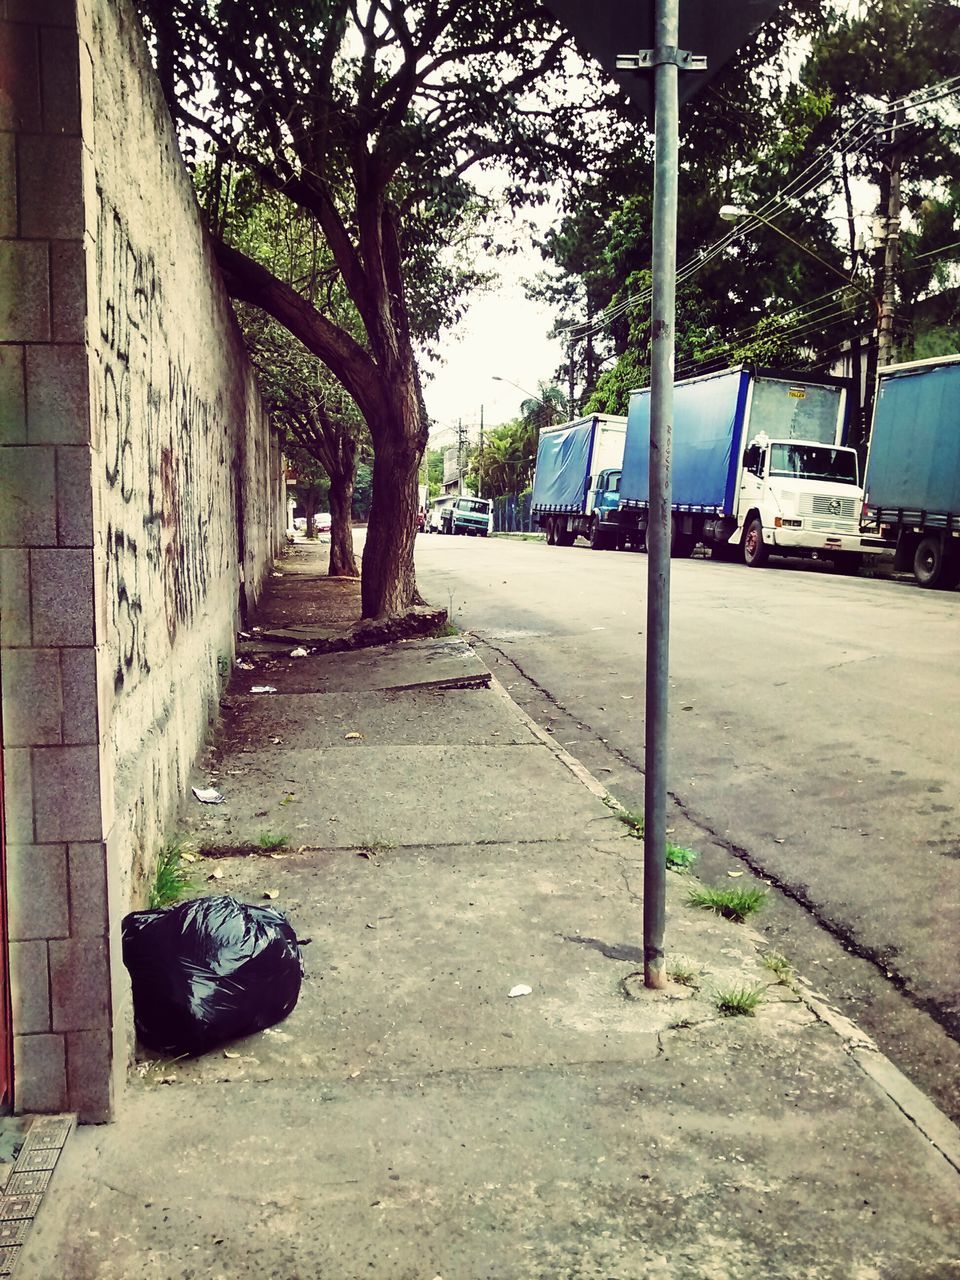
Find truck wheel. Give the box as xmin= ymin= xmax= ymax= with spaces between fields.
xmin=589 ymin=519 xmax=610 ymax=550
xmin=670 ymin=517 xmax=696 ymax=558
xmin=557 ymin=528 xmax=576 ymax=547
xmin=742 ymin=518 xmax=768 ymax=568
xmin=913 ymin=535 xmax=957 ymax=588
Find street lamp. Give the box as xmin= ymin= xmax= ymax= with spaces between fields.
xmin=719 ymin=204 xmax=877 ymax=308
xmin=491 ymin=374 xmax=542 ymax=403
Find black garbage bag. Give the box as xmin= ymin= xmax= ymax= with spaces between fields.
xmin=122 ymin=894 xmax=304 ymax=1056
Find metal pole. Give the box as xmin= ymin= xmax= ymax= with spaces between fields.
xmin=877 ymin=105 xmax=902 ymax=368
xmin=643 ymin=0 xmax=679 ymax=989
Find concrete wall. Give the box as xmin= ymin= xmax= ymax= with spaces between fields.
xmin=0 ymin=0 xmax=283 ymax=1120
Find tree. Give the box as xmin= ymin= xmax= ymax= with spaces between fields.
xmin=286 ymin=446 xmax=330 ymax=539
xmin=137 ymin=1 xmax=604 ymax=617
xmin=535 ymin=0 xmax=960 ymax=432
xmin=246 ymin=312 xmax=365 ymax=576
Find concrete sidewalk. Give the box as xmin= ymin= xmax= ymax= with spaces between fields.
xmin=19 ymin=540 xmax=960 ymax=1279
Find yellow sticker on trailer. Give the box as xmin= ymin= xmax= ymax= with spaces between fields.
xmin=788 ymin=388 xmax=807 ymax=399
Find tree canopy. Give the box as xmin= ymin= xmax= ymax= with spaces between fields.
xmin=137 ymin=0 xmax=615 ymax=616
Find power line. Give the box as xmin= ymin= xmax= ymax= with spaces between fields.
xmin=563 ymin=74 xmax=960 ymax=343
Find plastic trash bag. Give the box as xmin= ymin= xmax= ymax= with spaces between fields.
xmin=122 ymin=894 xmax=304 ymax=1056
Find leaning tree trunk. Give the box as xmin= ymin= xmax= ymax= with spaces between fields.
xmin=361 ymin=427 xmax=423 ymax=618
xmin=328 ymin=468 xmax=358 ymax=577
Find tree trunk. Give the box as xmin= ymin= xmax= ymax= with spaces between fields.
xmin=328 ymin=467 xmax=358 ymax=577
xmin=361 ymin=426 xmax=423 ymax=618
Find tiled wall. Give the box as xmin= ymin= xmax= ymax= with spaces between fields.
xmin=0 ymin=0 xmax=282 ymax=1121
xmin=0 ymin=0 xmax=115 ymax=1119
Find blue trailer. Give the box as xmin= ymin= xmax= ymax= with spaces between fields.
xmin=531 ymin=414 xmax=627 ymax=549
xmin=862 ymin=354 xmax=960 ymax=588
xmin=616 ymin=366 xmax=883 ymax=569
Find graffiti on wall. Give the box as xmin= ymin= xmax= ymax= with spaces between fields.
xmin=96 ymin=189 xmax=230 ymax=692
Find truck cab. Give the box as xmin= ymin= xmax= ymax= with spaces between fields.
xmin=586 ymin=469 xmax=621 ymax=518
xmin=449 ymin=496 xmax=492 ymax=536
xmin=738 ymin=432 xmax=869 ymax=567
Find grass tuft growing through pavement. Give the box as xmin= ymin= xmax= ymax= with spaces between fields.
xmin=257 ymin=830 xmax=289 ymax=852
xmin=666 ymin=842 xmax=698 ymax=872
xmin=713 ymin=983 xmax=765 ymax=1017
xmin=687 ymin=885 xmax=767 ymax=923
xmin=668 ymin=958 xmax=701 ymax=988
xmin=612 ymin=807 xmax=644 ymax=839
xmin=762 ymin=951 xmax=794 ymax=985
xmin=149 ymin=840 xmax=195 ymax=909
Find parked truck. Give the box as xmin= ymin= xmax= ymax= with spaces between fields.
xmin=615 ymin=365 xmax=885 ymax=569
xmin=531 ymin=414 xmax=628 ymax=549
xmin=861 ymin=355 xmax=960 ymax=589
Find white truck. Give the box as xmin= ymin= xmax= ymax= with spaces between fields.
xmin=617 ymin=365 xmax=886 ymax=570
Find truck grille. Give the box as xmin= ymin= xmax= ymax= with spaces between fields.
xmin=800 ymin=494 xmax=857 ymax=520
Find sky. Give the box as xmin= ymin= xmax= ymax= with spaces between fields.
xmin=421 ymin=263 xmax=568 ymax=452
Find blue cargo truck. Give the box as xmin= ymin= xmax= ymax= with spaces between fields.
xmin=861 ymin=354 xmax=960 ymax=588
xmin=616 ymin=365 xmax=885 ymax=569
xmin=532 ymin=414 xmax=628 ymax=549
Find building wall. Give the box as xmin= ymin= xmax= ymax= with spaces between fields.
xmin=0 ymin=0 xmax=282 ymax=1120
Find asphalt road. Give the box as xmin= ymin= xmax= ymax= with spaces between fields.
xmin=415 ymin=530 xmax=960 ymax=1121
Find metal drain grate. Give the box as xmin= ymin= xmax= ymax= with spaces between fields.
xmin=0 ymin=1116 xmax=73 ymax=1275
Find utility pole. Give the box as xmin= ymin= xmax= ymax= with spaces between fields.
xmin=568 ymin=342 xmax=576 ymax=420
xmin=457 ymin=417 xmax=468 ymax=495
xmin=877 ymin=105 xmax=903 ymax=368
xmin=477 ymin=405 xmax=484 ymax=498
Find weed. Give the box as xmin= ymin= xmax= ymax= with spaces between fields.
xmin=687 ymin=885 xmax=767 ymax=923
xmin=668 ymin=1018 xmax=694 ymax=1030
xmin=149 ymin=841 xmax=195 ymax=909
xmin=257 ymin=830 xmax=289 ymax=852
xmin=217 ymin=654 xmax=230 ymax=678
xmin=761 ymin=951 xmax=794 ymax=985
xmin=666 ymin=842 xmax=698 ymax=872
xmin=713 ymin=983 xmax=765 ymax=1017
xmin=613 ymin=808 xmax=644 ymax=839
xmin=668 ymin=958 xmax=701 ymax=988
xmin=431 ymin=619 xmax=459 ymax=638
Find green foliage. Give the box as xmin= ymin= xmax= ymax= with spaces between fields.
xmin=668 ymin=958 xmax=701 ymax=989
xmin=149 ymin=841 xmax=194 ymax=909
xmin=257 ymin=830 xmax=289 ymax=852
xmin=538 ymin=0 xmax=960 ymax=412
xmin=613 ymin=808 xmax=644 ymax=840
xmin=762 ymin=951 xmax=794 ymax=985
xmin=665 ymin=843 xmax=698 ymax=873
xmin=713 ymin=983 xmax=765 ymax=1017
xmin=687 ymin=886 xmax=767 ymax=923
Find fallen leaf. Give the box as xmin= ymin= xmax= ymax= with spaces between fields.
xmin=344 ymin=731 xmax=363 ymax=740
xmin=208 ymin=869 xmax=224 ymax=881
xmin=263 ymin=889 xmax=279 ymax=900
xmin=774 ymin=838 xmax=786 ymax=844
xmin=727 ymin=870 xmax=744 ymax=878
xmin=508 ymin=984 xmax=533 ymax=998
xmin=180 ymin=851 xmax=197 ymax=863
xmin=224 ymin=1050 xmax=240 ymax=1059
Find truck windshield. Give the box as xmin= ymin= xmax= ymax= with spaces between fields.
xmin=768 ymin=444 xmax=858 ymax=485
xmin=459 ymin=500 xmax=490 ymax=514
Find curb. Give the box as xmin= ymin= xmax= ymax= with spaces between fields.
xmin=488 ymin=672 xmax=960 ymax=1178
